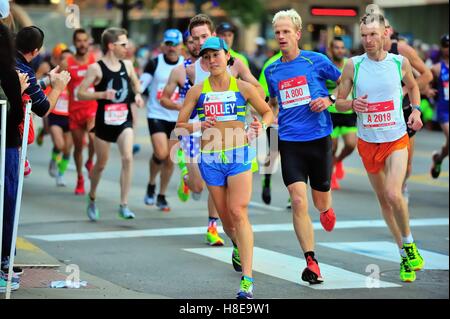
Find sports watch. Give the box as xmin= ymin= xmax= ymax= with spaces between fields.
xmin=328 ymin=94 xmax=337 ymax=104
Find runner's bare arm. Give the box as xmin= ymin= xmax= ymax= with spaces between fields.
xmin=239 ymin=80 xmax=274 ymax=128
xmin=175 ymin=84 xmax=202 ymax=135
xmin=77 ymin=63 xmax=107 ymax=101
xmin=161 ymin=65 xmax=183 ymax=111
xmin=398 ymin=42 xmax=433 ymax=94
xmin=268 ymin=97 xmax=279 ymax=118
xmin=402 ymin=57 xmax=423 ymax=131
xmin=234 ymin=58 xmax=265 ymax=99
xmin=336 ymin=59 xmax=355 ymax=112
xmin=124 ymin=60 xmax=144 ymax=108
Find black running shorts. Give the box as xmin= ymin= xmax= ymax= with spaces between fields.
xmin=48 ymin=113 xmax=70 ymax=133
xmin=330 ymin=112 xmax=357 ymax=128
xmin=403 ymin=106 xmax=417 ymax=138
xmin=147 ymin=118 xmax=176 ymax=139
xmin=279 ymin=136 xmax=332 ymax=192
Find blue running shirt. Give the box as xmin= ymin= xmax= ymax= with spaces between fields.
xmin=265 ymin=51 xmax=341 ymax=141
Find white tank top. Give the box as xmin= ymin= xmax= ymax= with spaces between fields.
xmin=352 ymin=53 xmax=406 ymax=143
xmin=147 ymin=54 xmax=184 ymax=122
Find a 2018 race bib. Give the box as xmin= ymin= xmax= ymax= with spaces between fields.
xmin=204 ymin=91 xmax=238 ymax=122
xmin=278 ymin=76 xmax=311 ymax=109
xmin=362 ymin=100 xmax=396 ymax=130
xmin=104 ymin=103 xmax=128 ymax=126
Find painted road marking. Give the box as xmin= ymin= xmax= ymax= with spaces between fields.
xmin=26 ymin=218 xmax=448 ymax=242
xmin=183 ymin=247 xmax=401 ymax=290
xmin=318 ymin=241 xmax=449 ymax=270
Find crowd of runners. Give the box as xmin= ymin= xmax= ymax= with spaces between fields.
xmin=1 ymin=1 xmax=449 ymax=299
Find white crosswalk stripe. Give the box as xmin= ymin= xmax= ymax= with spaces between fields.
xmin=184 ymin=247 xmax=401 ymax=290
xmin=318 ymin=241 xmax=449 ymax=270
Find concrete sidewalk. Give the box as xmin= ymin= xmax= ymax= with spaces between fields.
xmin=1 ymin=237 xmax=169 ymax=299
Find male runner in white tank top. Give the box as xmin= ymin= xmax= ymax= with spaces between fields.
xmin=336 ymin=13 xmax=424 ymax=283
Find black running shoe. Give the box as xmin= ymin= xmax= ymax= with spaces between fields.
xmin=156 ymin=194 xmax=170 ymax=212
xmin=262 ymin=177 xmax=271 ymax=205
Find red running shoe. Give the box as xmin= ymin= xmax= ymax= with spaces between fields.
xmin=85 ymin=160 xmax=94 ymax=179
xmin=331 ymin=172 xmax=340 ymax=190
xmin=335 ymin=161 xmax=345 ymax=180
xmin=74 ymin=176 xmax=85 ymax=195
xmin=301 ymin=256 xmax=324 ymax=284
xmin=320 ymin=208 xmax=336 ymax=232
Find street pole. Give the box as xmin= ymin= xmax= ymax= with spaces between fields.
xmin=168 ymin=0 xmax=175 ymax=28
xmin=121 ymin=0 xmax=130 ymax=31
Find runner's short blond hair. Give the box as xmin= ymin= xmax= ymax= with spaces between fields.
xmin=272 ymin=9 xmax=302 ymax=31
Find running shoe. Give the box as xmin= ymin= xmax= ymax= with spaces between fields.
xmin=320 ymin=208 xmax=336 ymax=232
xmin=118 ymin=205 xmax=135 ymax=220
xmin=232 ymin=246 xmax=242 ymax=272
xmin=0 ymin=274 xmax=19 ymax=293
xmin=335 ymin=160 xmax=345 ymax=180
xmin=56 ymin=174 xmax=67 ymax=187
xmin=403 ymin=242 xmax=425 ymax=271
xmin=177 ymin=170 xmax=190 ymax=202
xmin=75 ymin=176 xmax=85 ymax=195
xmin=86 ymin=197 xmax=99 ymax=221
xmin=0 ymin=270 xmax=20 ymax=284
xmin=192 ymin=192 xmax=202 ymax=201
xmin=331 ymin=172 xmax=340 ymax=190
xmin=430 ymin=151 xmax=442 ymax=179
xmin=156 ymin=194 xmax=170 ymax=212
xmin=261 ymin=176 xmax=271 ymax=205
xmin=301 ymin=256 xmax=324 ymax=284
xmin=144 ymin=184 xmax=156 ymax=206
xmin=48 ymin=159 xmax=58 ymax=177
xmin=24 ymin=159 xmax=32 ymax=177
xmin=236 ymin=276 xmax=254 ymax=299
xmin=85 ymin=160 xmax=94 ymax=179
xmin=400 ymin=256 xmax=416 ymax=282
xmin=205 ymin=225 xmax=225 ymax=246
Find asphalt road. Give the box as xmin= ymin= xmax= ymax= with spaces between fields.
xmin=13 ymin=109 xmax=449 ymax=299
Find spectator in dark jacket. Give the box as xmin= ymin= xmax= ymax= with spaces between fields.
xmin=0 ymin=22 xmax=29 ymax=281
xmin=15 ymin=26 xmax=71 ymax=117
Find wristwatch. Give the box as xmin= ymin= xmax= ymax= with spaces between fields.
xmin=328 ymin=94 xmax=336 ymax=104
xmin=411 ymin=105 xmax=421 ymax=112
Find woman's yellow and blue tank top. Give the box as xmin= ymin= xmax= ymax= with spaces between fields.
xmin=195 ymin=76 xmax=247 ymax=123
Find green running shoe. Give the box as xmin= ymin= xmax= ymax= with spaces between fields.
xmin=400 ymin=257 xmax=416 ymax=282
xmin=232 ymin=246 xmax=242 ymax=272
xmin=177 ymin=168 xmax=190 ymax=202
xmin=205 ymin=225 xmax=224 ymax=246
xmin=403 ymin=242 xmax=425 ymax=271
xmin=236 ymin=276 xmax=254 ymax=299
